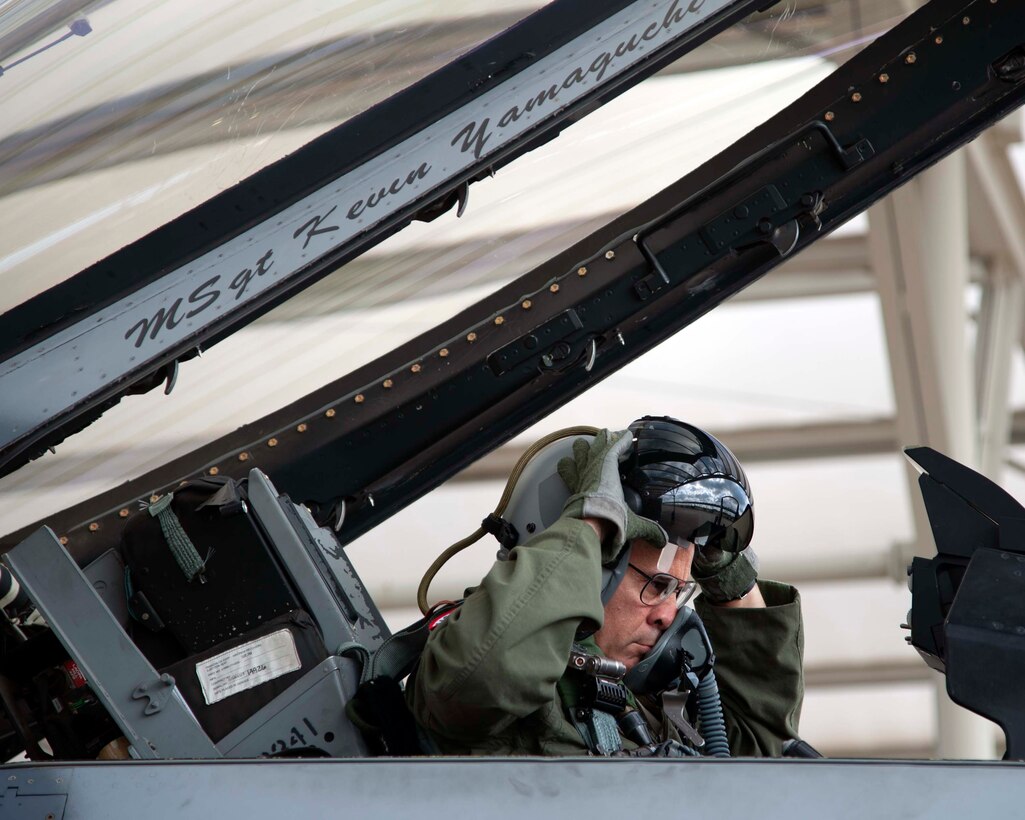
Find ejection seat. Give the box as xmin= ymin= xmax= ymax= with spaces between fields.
xmin=2 ymin=469 xmax=388 ymax=760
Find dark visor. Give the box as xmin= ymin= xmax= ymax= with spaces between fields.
xmin=658 ymin=476 xmax=753 ymax=553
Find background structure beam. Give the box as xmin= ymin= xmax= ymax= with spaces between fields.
xmin=869 ymin=152 xmax=994 ymax=759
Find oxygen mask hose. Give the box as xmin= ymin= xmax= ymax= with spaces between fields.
xmin=416 ymin=425 xmax=600 ymax=614
xmin=695 ymin=669 xmax=730 ymax=758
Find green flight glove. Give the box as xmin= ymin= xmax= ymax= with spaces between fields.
xmin=692 ymin=542 xmax=759 ymax=603
xmin=557 ymin=429 xmax=667 ymax=563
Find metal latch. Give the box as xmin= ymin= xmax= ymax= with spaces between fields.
xmin=132 ymin=673 xmax=177 ymax=716
xmin=993 ymin=46 xmax=1025 ymax=83
xmin=699 ymin=184 xmax=788 ymax=254
xmin=487 ymin=309 xmax=583 ymax=376
xmin=836 ymin=137 xmax=874 ymax=170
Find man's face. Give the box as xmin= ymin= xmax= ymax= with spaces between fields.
xmin=593 ymin=540 xmax=694 ymax=670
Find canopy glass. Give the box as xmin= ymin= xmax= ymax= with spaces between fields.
xmin=0 ymin=0 xmax=912 ymax=534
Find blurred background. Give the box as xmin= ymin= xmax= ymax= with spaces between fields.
xmin=2 ymin=0 xmax=1024 ymax=759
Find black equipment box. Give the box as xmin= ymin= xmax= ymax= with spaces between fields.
xmin=120 ymin=478 xmax=298 ymax=655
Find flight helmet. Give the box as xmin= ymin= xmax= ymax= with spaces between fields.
xmin=621 ymin=416 xmax=753 ymax=555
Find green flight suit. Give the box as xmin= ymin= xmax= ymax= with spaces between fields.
xmin=409 ymin=516 xmax=804 ymax=756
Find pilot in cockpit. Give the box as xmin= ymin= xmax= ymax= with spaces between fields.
xmin=407 ymin=416 xmax=808 ymax=757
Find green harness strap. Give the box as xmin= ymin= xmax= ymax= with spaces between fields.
xmin=556 ymin=673 xmax=624 ymax=756
xmin=148 ymin=493 xmax=207 ymax=582
xmin=556 ymin=639 xmax=626 ymax=756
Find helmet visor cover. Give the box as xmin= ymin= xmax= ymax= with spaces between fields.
xmin=623 ymin=417 xmax=754 ymax=554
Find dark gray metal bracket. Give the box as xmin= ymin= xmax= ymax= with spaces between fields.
xmin=132 ymin=674 xmax=177 ymax=717
xmin=246 ymin=470 xmax=387 ymax=654
xmin=905 ymin=446 xmax=1025 ymax=759
xmin=3 ymin=529 xmax=220 ymax=760
xmin=284 ymin=501 xmax=390 ymax=649
xmin=945 ymin=547 xmax=1025 ymax=759
xmin=82 ymin=549 xmax=131 ymax=628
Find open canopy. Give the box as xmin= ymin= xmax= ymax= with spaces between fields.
xmin=1 ymin=0 xmax=1024 ymax=571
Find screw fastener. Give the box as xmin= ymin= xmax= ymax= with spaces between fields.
xmin=238 ymin=452 xmax=249 ymax=462
xmin=522 ymin=300 xmax=532 ymax=309
xmin=59 ymin=536 xmax=69 ymax=545
xmin=296 ymin=423 xmax=308 ymax=432
xmin=879 ymin=73 xmax=889 ymax=83
xmin=209 ymin=466 xmax=220 ymax=475
xmin=824 ymin=111 xmax=835 ymax=121
xmin=905 ymin=52 xmax=917 ymax=64
xmin=494 ymin=316 xmax=505 ymax=326
xmin=439 ymin=348 xmax=449 ymax=358
xmin=325 ymin=408 xmax=336 ymax=418
xmin=605 ymin=250 xmax=615 ymax=260
xmin=411 ymin=364 xmax=422 ymax=373
xmin=268 ymin=438 xmax=279 ymax=447
xmin=851 ymin=92 xmax=862 ymax=102
xmin=88 ymin=522 xmax=99 ymax=532
xmin=382 ymin=380 xmax=393 ymax=389
xmin=577 ymin=266 xmax=588 ymax=276
xmin=467 ymin=332 xmax=478 ymax=342
xmin=119 ymin=509 xmax=130 ymax=518
xmin=549 ymin=284 xmax=560 ymax=294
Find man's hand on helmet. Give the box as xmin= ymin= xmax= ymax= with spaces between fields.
xmin=557 ymin=429 xmax=667 ymax=563
xmin=691 ymin=542 xmax=759 ymax=604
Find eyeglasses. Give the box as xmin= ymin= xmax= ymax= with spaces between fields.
xmin=628 ymin=564 xmax=697 ymax=609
